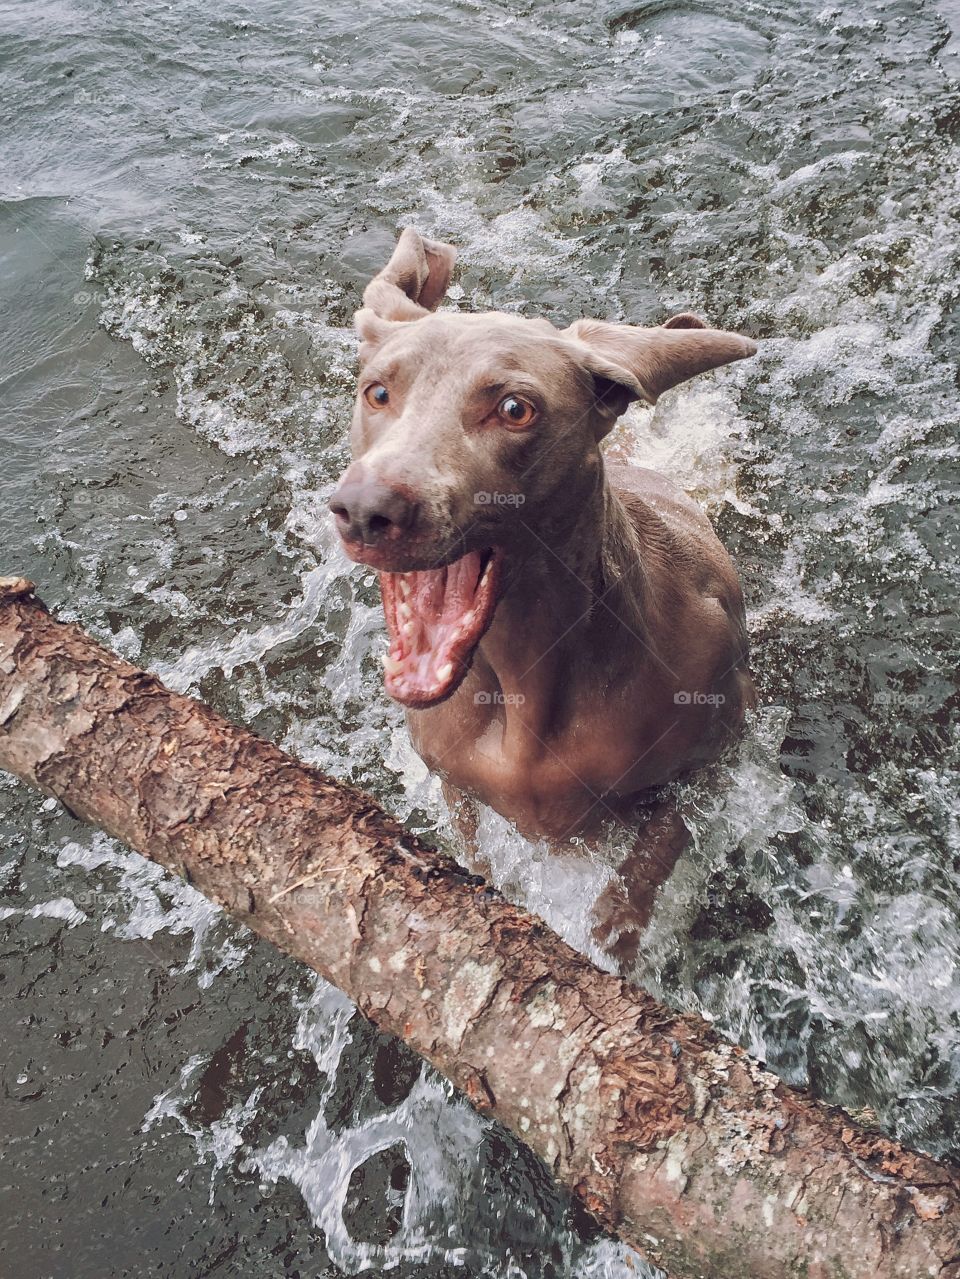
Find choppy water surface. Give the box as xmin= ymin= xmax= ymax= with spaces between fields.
xmin=1 ymin=0 xmax=959 ymax=1274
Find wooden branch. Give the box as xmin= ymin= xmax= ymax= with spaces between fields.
xmin=0 ymin=577 xmax=956 ymax=1279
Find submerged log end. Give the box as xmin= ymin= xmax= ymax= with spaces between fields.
xmin=0 ymin=576 xmax=38 ymax=599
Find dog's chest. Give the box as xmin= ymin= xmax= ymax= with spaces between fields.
xmin=407 ymin=694 xmax=679 ymax=838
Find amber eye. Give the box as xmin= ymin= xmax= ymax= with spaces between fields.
xmin=364 ymin=383 xmax=390 ymax=409
xmin=496 ymin=394 xmax=537 ymax=428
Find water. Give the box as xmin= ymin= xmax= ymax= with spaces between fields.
xmin=1 ymin=0 xmax=958 ymax=1273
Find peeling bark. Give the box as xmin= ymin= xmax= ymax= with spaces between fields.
xmin=0 ymin=577 xmax=957 ymax=1279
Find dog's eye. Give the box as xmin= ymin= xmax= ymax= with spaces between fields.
xmin=364 ymin=383 xmax=390 ymax=409
xmin=496 ymin=395 xmax=537 ymax=428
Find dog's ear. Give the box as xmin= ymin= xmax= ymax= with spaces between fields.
xmin=360 ymin=227 xmax=457 ymax=322
xmin=563 ymin=316 xmax=757 ymax=437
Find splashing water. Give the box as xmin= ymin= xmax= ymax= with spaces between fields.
xmin=1 ymin=0 xmax=958 ymax=1272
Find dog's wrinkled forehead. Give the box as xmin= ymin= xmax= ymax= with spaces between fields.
xmin=359 ymin=311 xmax=586 ymax=399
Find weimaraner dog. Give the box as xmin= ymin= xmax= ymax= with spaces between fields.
xmin=330 ymin=228 xmax=757 ymax=958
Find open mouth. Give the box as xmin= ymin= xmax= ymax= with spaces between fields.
xmin=379 ymin=548 xmax=504 ymax=707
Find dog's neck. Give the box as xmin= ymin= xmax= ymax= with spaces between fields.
xmin=475 ymin=464 xmax=651 ymax=741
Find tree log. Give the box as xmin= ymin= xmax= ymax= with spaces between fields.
xmin=0 ymin=576 xmax=957 ymax=1279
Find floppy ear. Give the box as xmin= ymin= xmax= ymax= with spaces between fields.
xmin=562 ymin=315 xmax=757 ymax=437
xmin=360 ymin=227 xmax=457 ymax=322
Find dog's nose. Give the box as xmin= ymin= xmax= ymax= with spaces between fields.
xmin=329 ymin=477 xmax=416 ymax=545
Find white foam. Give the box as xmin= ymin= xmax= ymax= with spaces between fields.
xmin=0 ymin=896 xmax=88 ymax=929
xmin=606 ymin=378 xmax=751 ymax=514
xmin=56 ymin=831 xmax=241 ymax=984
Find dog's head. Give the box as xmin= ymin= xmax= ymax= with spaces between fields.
xmin=329 ymin=228 xmax=756 ymax=707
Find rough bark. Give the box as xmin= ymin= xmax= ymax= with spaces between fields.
xmin=0 ymin=576 xmax=957 ymax=1279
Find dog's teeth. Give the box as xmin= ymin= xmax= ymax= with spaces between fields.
xmin=397 ymin=600 xmax=412 ymax=622
xmin=382 ymin=654 xmax=402 ymax=676
xmin=398 ymin=576 xmax=411 ymax=600
xmin=462 ymin=609 xmax=475 ymax=627
xmin=401 ymin=620 xmax=415 ymax=639
xmin=437 ymin=661 xmax=453 ymax=682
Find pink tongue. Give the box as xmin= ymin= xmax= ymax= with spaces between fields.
xmin=408 ymin=552 xmax=481 ymax=647
xmin=416 ymin=564 xmax=448 ymax=617
xmin=392 ymin=552 xmax=484 ymax=693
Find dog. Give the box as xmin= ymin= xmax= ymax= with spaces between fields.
xmin=330 ymin=228 xmax=757 ymax=953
